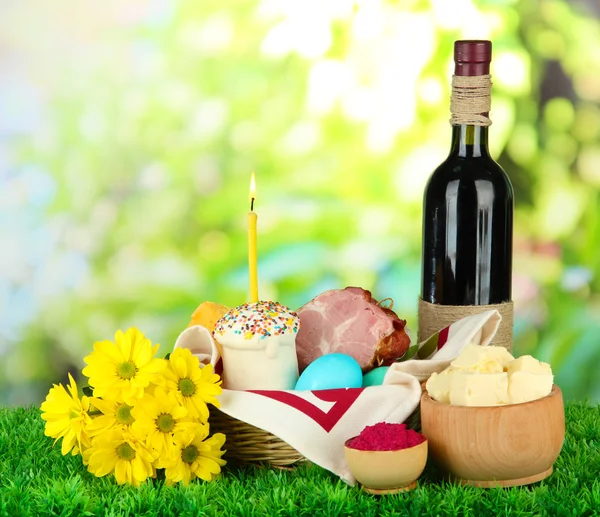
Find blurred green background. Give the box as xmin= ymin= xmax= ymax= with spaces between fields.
xmin=1 ymin=0 xmax=600 ymax=406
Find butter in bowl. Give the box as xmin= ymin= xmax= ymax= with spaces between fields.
xmin=344 ymin=423 xmax=428 ymax=495
xmin=425 ymin=344 xmax=554 ymax=406
xmin=421 ymin=344 xmax=565 ymax=488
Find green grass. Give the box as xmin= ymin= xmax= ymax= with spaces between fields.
xmin=1 ymin=405 xmax=599 ymax=517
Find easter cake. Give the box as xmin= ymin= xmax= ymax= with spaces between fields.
xmin=214 ymin=301 xmax=300 ymax=390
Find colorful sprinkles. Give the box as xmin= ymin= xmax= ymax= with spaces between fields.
xmin=214 ymin=301 xmax=300 ymax=340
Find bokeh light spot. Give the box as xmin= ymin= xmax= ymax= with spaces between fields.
xmin=507 ymin=124 xmax=538 ymax=166
xmin=544 ymin=98 xmax=575 ymax=132
xmin=493 ymin=51 xmax=530 ymax=94
xmin=577 ymin=146 xmax=600 ymax=187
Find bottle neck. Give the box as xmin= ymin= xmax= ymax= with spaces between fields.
xmin=450 ymin=125 xmax=490 ymax=158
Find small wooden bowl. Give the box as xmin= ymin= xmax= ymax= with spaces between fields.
xmin=344 ymin=439 xmax=428 ymax=495
xmin=421 ymin=384 xmax=565 ymax=488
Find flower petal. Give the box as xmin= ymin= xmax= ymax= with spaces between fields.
xmin=114 ymin=459 xmax=128 ymax=485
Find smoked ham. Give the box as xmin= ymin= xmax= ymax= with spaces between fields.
xmin=296 ymin=287 xmax=411 ymax=373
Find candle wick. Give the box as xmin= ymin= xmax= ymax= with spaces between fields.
xmin=250 ymin=197 xmax=255 ymax=211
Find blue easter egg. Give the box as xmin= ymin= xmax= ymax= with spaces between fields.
xmin=294 ymin=353 xmax=363 ymax=391
xmin=362 ymin=366 xmax=390 ymax=387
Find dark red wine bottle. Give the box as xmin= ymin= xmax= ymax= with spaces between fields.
xmin=421 ymin=40 xmax=513 ymax=306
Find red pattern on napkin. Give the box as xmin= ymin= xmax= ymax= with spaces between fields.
xmin=438 ymin=325 xmax=450 ymax=349
xmin=250 ymin=389 xmax=364 ymax=432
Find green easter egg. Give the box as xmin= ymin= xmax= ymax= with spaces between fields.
xmin=362 ymin=366 xmax=390 ymax=387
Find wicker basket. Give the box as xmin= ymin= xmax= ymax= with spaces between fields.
xmin=209 ymin=407 xmax=306 ymax=466
xmin=209 ymin=383 xmax=426 ymax=467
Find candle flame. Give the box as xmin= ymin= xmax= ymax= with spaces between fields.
xmin=249 ymin=172 xmax=256 ymax=209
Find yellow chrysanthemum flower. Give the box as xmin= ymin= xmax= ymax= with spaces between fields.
xmin=40 ymin=373 xmax=92 ymax=456
xmin=163 ymin=348 xmax=222 ymax=421
xmin=82 ymin=328 xmax=166 ymax=405
xmin=84 ymin=427 xmax=155 ymax=487
xmin=86 ymin=397 xmax=136 ymax=437
xmin=130 ymin=387 xmax=190 ymax=466
xmin=164 ymin=426 xmax=226 ymax=485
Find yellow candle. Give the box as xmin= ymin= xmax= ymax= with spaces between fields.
xmin=248 ymin=172 xmax=259 ymax=303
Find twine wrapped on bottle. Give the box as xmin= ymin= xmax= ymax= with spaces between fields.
xmin=450 ymin=74 xmax=493 ymax=127
xmin=418 ymin=298 xmax=513 ymax=352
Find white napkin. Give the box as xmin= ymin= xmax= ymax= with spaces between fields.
xmin=173 ymin=309 xmax=502 ymax=484
xmin=174 ymin=325 xmax=221 ymax=369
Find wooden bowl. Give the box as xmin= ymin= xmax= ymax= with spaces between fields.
xmin=421 ymin=384 xmax=565 ymax=488
xmin=344 ymin=439 xmax=428 ymax=495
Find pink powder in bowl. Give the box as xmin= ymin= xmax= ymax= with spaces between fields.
xmin=345 ymin=422 xmax=426 ymax=451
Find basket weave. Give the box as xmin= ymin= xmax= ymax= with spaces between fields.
xmin=209 ymin=407 xmax=305 ymax=466
xmin=210 ymin=383 xmax=426 ymax=467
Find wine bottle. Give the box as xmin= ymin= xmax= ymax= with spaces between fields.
xmin=419 ymin=40 xmax=514 ymax=349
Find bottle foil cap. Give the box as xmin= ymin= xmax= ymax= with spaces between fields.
xmin=454 ymin=40 xmax=491 ymax=76
xmin=454 ymin=40 xmax=492 ymax=63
